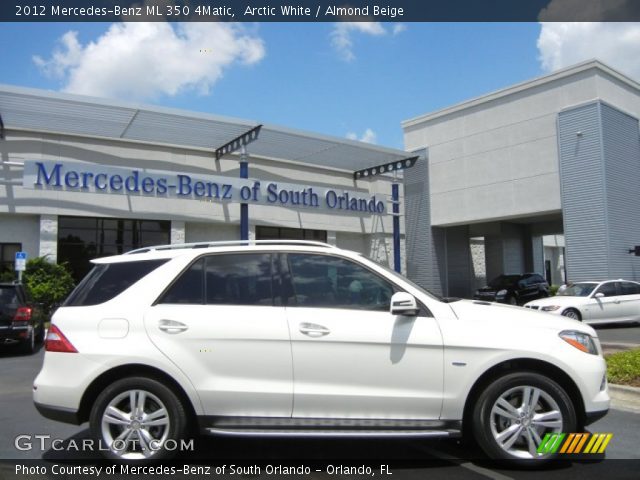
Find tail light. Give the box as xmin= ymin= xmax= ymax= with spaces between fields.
xmin=45 ymin=325 xmax=78 ymax=353
xmin=13 ymin=307 xmax=32 ymax=322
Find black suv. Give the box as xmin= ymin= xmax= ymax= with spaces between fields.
xmin=0 ymin=283 xmax=45 ymax=354
xmin=473 ymin=273 xmax=549 ymax=306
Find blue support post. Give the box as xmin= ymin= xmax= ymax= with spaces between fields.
xmin=240 ymin=158 xmax=249 ymax=241
xmin=392 ymin=183 xmax=401 ymax=273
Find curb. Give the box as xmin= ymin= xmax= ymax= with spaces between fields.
xmin=609 ymin=384 xmax=640 ymax=413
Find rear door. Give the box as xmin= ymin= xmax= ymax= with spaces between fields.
xmin=283 ymin=253 xmax=444 ymax=420
xmin=145 ymin=253 xmax=293 ymax=418
xmin=617 ymin=282 xmax=640 ymax=322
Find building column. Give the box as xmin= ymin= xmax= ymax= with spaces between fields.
xmin=171 ymin=221 xmax=185 ymax=244
xmin=39 ymin=215 xmax=58 ymax=262
xmin=326 ymin=231 xmax=337 ymax=246
xmin=445 ymin=225 xmax=473 ymax=297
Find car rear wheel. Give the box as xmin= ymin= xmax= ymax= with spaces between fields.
xmin=507 ymin=296 xmax=518 ymax=306
xmin=472 ymin=372 xmax=576 ymax=461
xmin=89 ymin=377 xmax=188 ymax=462
xmin=561 ymin=308 xmax=581 ymax=321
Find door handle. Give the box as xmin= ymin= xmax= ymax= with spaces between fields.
xmin=299 ymin=322 xmax=330 ymax=337
xmin=158 ymin=319 xmax=189 ymax=334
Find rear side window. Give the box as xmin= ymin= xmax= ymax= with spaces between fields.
xmin=158 ymin=253 xmax=273 ymax=306
xmin=65 ymin=259 xmax=168 ymax=306
xmin=620 ymin=282 xmax=640 ymax=295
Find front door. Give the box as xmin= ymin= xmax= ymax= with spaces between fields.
xmin=283 ymin=253 xmax=444 ymax=420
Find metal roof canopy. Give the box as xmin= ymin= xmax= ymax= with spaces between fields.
xmin=0 ymin=84 xmax=410 ymax=173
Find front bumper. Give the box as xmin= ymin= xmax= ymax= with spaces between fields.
xmin=584 ymin=408 xmax=609 ymax=426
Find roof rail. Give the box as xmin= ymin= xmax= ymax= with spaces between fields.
xmin=125 ymin=239 xmax=337 ymax=255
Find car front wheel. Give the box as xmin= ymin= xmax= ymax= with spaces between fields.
xmin=89 ymin=377 xmax=188 ymax=462
xmin=561 ymin=308 xmax=581 ymax=321
xmin=472 ymin=372 xmax=577 ymax=461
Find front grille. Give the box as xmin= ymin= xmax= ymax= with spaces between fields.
xmin=525 ymin=305 xmax=539 ymax=310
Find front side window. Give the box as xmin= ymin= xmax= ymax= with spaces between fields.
xmin=159 ymin=254 xmax=273 ymax=306
xmin=595 ymin=282 xmax=617 ymax=297
xmin=287 ymin=254 xmax=395 ymax=311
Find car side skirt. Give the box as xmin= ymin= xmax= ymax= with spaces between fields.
xmin=198 ymin=416 xmax=461 ymax=438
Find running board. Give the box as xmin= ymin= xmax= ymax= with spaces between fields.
xmin=206 ymin=428 xmax=458 ymax=438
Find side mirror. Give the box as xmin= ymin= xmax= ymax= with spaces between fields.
xmin=594 ymin=292 xmax=605 ymax=299
xmin=390 ymin=292 xmax=419 ymax=316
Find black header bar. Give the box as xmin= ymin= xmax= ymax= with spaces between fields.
xmin=5 ymin=1 xmax=640 ymax=22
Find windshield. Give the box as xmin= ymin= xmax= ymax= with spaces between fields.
xmin=0 ymin=287 xmax=18 ymax=305
xmin=558 ymin=283 xmax=597 ymax=297
xmin=488 ymin=275 xmax=520 ymax=288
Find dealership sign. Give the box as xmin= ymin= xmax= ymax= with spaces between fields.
xmin=23 ymin=160 xmax=385 ymax=215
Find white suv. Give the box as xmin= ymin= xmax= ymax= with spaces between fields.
xmin=34 ymin=241 xmax=609 ymax=463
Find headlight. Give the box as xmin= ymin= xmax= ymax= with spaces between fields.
xmin=496 ymin=289 xmax=507 ymax=296
xmin=559 ymin=330 xmax=598 ymax=355
xmin=541 ymin=305 xmax=561 ymax=311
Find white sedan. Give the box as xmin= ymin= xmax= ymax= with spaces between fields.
xmin=524 ymin=280 xmax=640 ymax=324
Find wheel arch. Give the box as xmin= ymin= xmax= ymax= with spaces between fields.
xmin=77 ymin=364 xmax=198 ymax=427
xmin=461 ymin=358 xmax=586 ymax=435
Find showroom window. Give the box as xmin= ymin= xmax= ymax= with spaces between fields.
xmin=58 ymin=216 xmax=170 ymax=281
xmin=256 ymin=226 xmax=327 ymax=242
xmin=0 ymin=243 xmax=21 ymax=279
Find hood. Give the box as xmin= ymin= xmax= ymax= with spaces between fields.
xmin=524 ymin=296 xmax=580 ymax=307
xmin=448 ymin=299 xmax=597 ymax=336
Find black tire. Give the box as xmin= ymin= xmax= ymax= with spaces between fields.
xmin=35 ymin=322 xmax=45 ymax=343
xmin=472 ymin=372 xmax=577 ymax=462
xmin=561 ymin=308 xmax=581 ymax=321
xmin=89 ymin=377 xmax=189 ymax=462
xmin=19 ymin=329 xmax=36 ymax=355
xmin=507 ymin=295 xmax=518 ymax=306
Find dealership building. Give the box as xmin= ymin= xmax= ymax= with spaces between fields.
xmin=403 ymin=60 xmax=640 ymax=297
xmin=0 ymin=85 xmax=410 ymax=281
xmin=1 ymin=60 xmax=639 ymax=297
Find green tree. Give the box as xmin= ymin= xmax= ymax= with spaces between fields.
xmin=23 ymin=257 xmax=75 ymax=318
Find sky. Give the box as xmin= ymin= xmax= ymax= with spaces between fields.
xmin=1 ymin=22 xmax=640 ymax=150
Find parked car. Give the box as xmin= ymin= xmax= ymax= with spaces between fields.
xmin=34 ymin=241 xmax=609 ymax=463
xmin=474 ymin=273 xmax=549 ymax=305
xmin=525 ymin=279 xmax=640 ymax=325
xmin=0 ymin=282 xmax=45 ymax=354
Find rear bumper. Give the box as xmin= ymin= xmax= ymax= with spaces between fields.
xmin=34 ymin=401 xmax=82 ymax=425
xmin=0 ymin=326 xmax=31 ymax=343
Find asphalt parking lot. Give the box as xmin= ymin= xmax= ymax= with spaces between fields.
xmin=0 ymin=344 xmax=638 ymax=480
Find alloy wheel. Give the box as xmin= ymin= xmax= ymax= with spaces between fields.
xmin=489 ymin=385 xmax=563 ymax=459
xmin=100 ymin=389 xmax=170 ymax=460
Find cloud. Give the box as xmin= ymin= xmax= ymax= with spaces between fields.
xmin=537 ymin=22 xmax=640 ymax=80
xmin=33 ymin=22 xmax=265 ymax=101
xmin=330 ymin=22 xmax=404 ymax=61
xmin=347 ymin=128 xmax=377 ymax=144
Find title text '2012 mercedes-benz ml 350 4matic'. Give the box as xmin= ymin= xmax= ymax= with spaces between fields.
xmin=34 ymin=241 xmax=609 ymax=463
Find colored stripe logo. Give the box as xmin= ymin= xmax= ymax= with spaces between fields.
xmin=537 ymin=433 xmax=613 ymax=454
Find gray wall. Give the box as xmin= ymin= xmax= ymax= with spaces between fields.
xmin=404 ymin=149 xmax=447 ymax=295
xmin=559 ymin=101 xmax=640 ymax=281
